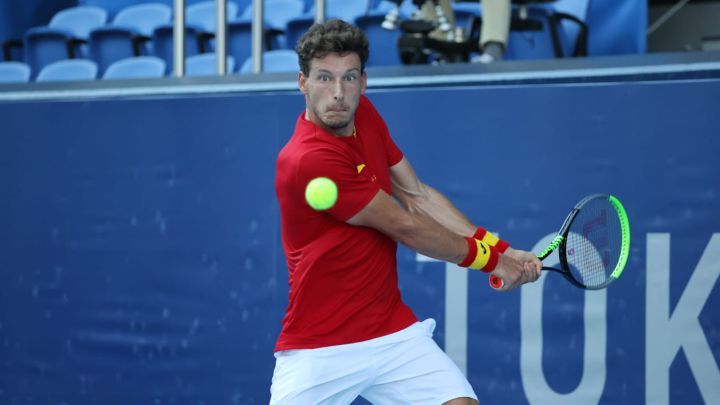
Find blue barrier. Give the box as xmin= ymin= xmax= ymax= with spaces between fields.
xmin=0 ymin=75 xmax=719 ymax=404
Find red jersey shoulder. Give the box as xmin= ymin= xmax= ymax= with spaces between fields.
xmin=358 ymin=95 xmax=380 ymax=119
xmin=296 ymin=146 xmax=356 ymax=180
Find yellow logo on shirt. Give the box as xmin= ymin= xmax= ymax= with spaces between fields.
xmin=356 ymin=163 xmax=376 ymax=182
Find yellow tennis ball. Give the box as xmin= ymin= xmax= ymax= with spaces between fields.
xmin=305 ymin=177 xmax=338 ymax=211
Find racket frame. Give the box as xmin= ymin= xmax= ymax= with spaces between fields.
xmin=541 ymin=193 xmax=630 ymax=290
xmin=491 ymin=193 xmax=630 ymax=290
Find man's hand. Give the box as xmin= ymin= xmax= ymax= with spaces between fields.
xmin=490 ymin=247 xmax=542 ymax=291
xmin=505 ymin=247 xmax=543 ymax=273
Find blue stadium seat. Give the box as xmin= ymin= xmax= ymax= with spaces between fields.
xmin=238 ymin=0 xmax=305 ymax=31
xmin=504 ymin=5 xmax=560 ymax=60
xmin=152 ymin=25 xmax=204 ymax=73
xmin=187 ymin=0 xmax=240 ymax=33
xmin=102 ymin=56 xmax=166 ymax=79
xmin=286 ymin=1 xmax=403 ymax=51
xmin=78 ymin=0 xmax=251 ymax=18
xmin=227 ymin=21 xmax=258 ymax=72
xmin=509 ymin=0 xmax=641 ymax=57
xmin=186 ymin=53 xmax=236 ymax=76
xmin=305 ymin=0 xmax=371 ymax=23
xmin=0 ymin=62 xmax=31 ymax=83
xmin=23 ymin=31 xmax=72 ymax=78
xmin=89 ymin=3 xmax=172 ymax=74
xmin=237 ymin=0 xmax=305 ymax=49
xmin=152 ymin=0 xmax=239 ymax=70
xmin=41 ymin=6 xmax=108 ymax=39
xmin=452 ymin=1 xmax=481 ymax=15
xmin=398 ymin=0 xmax=419 ymax=18
xmin=355 ymin=14 xmax=402 ymax=66
xmin=78 ymin=0 xmax=142 ymax=18
xmin=370 ymin=0 xmax=396 ymax=13
xmin=113 ymin=2 xmax=173 ymax=37
xmin=36 ymin=59 xmax=98 ymax=82
xmin=236 ymin=0 xmax=305 ymax=49
xmin=285 ymin=16 xmax=314 ymax=52
xmin=89 ymin=27 xmax=136 ymax=73
xmin=239 ymin=49 xmax=298 ymax=74
xmin=24 ymin=6 xmax=108 ymax=77
xmin=502 ymin=2 xmax=588 ymax=61
xmin=300 ymin=0 xmax=313 ymax=12
xmin=585 ymin=0 xmax=646 ymax=55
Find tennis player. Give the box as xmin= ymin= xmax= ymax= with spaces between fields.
xmin=272 ymin=19 xmax=542 ymax=404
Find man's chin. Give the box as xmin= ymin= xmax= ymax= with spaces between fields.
xmin=322 ymin=119 xmax=351 ymax=131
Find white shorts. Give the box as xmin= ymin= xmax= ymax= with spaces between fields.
xmin=270 ymin=319 xmax=477 ymax=404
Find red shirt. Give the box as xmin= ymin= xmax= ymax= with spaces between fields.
xmin=274 ymin=96 xmax=417 ymax=351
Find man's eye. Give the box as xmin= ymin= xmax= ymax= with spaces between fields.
xmin=319 ymin=75 xmax=330 ymax=81
xmin=344 ymin=75 xmax=356 ymax=82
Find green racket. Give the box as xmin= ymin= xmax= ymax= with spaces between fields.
xmin=490 ymin=194 xmax=630 ymax=290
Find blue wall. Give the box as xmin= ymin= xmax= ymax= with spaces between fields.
xmin=0 ymin=77 xmax=719 ymax=404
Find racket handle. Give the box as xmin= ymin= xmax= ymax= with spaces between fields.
xmin=489 ymin=275 xmax=504 ymax=289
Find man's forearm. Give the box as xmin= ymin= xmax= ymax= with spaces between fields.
xmin=401 ymin=183 xmax=477 ymax=237
xmin=395 ymin=207 xmax=470 ymax=264
xmin=348 ymin=188 xmax=470 ymax=264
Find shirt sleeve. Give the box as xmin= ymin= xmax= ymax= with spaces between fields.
xmin=383 ymin=128 xmax=403 ymax=167
xmin=359 ymin=95 xmax=404 ymax=166
xmin=296 ymin=146 xmax=381 ymax=222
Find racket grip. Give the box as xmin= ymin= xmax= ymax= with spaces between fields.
xmin=489 ymin=275 xmax=504 ymax=289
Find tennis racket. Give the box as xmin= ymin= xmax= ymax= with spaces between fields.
xmin=490 ymin=194 xmax=630 ymax=290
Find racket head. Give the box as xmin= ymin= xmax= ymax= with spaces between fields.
xmin=557 ymin=194 xmax=631 ymax=289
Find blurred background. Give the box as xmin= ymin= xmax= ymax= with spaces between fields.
xmin=0 ymin=1 xmax=719 ymax=404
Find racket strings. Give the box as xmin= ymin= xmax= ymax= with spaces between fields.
xmin=566 ymin=199 xmax=623 ymax=288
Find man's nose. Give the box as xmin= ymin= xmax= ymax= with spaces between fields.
xmin=332 ymin=80 xmax=344 ymax=100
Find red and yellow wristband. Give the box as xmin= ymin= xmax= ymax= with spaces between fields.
xmin=473 ymin=226 xmax=510 ymax=253
xmin=459 ymin=237 xmax=499 ymax=272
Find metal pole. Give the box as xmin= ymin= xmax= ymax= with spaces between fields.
xmin=216 ymin=0 xmax=227 ymax=75
xmin=314 ymin=0 xmax=325 ymax=24
xmin=173 ymin=0 xmax=186 ymax=77
xmin=251 ymin=0 xmax=263 ymax=73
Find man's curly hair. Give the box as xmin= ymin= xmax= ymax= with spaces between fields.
xmin=295 ymin=19 xmax=369 ymax=76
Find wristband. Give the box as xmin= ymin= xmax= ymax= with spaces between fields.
xmin=459 ymin=237 xmax=499 ymax=272
xmin=473 ymin=226 xmax=510 ymax=253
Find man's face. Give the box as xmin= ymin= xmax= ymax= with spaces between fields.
xmin=298 ymin=52 xmax=367 ymax=136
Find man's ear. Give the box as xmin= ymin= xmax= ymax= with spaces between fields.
xmin=298 ymin=71 xmax=308 ymax=94
xmin=360 ymin=71 xmax=367 ymax=95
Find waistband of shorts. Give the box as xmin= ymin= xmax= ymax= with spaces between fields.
xmin=275 ymin=318 xmax=436 ymax=358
